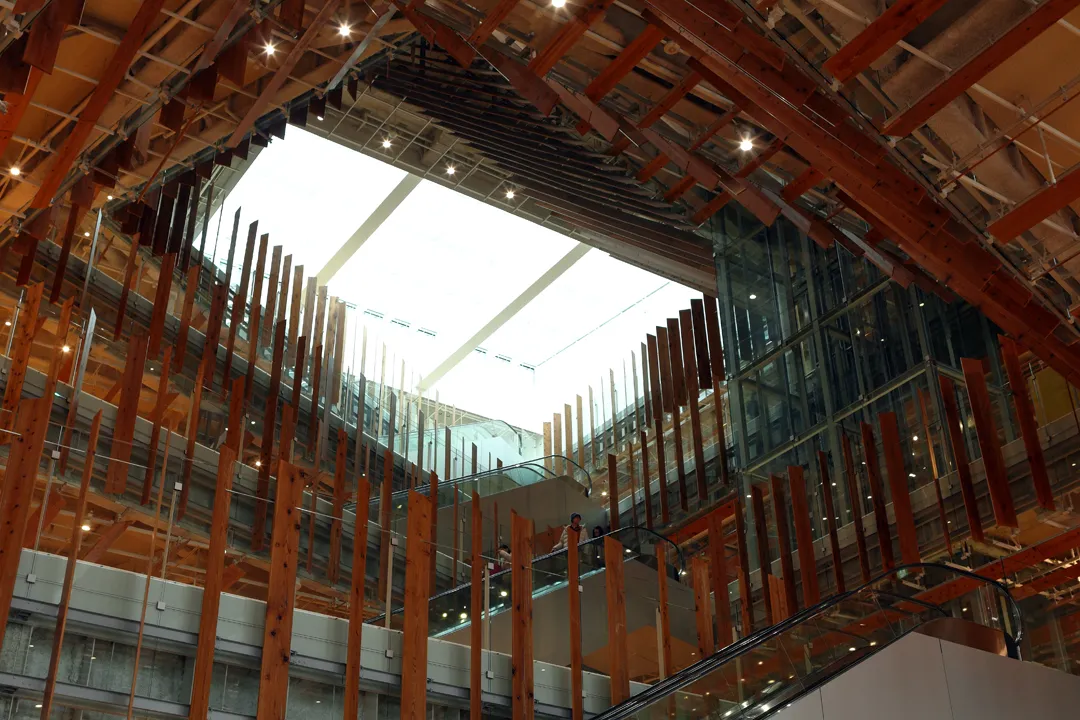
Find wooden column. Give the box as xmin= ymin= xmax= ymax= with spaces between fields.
xmin=647 ymin=333 xmax=670 ymax=523
xmin=567 ymin=526 xmax=583 ymax=720
xmin=378 ymin=448 xmax=393 ymax=604
xmin=401 ymin=491 xmax=433 ymax=720
xmin=692 ymin=556 xmax=713 ymax=656
xmin=329 ymin=428 xmax=348 ymax=583
xmin=605 ymin=535 xmax=630 ymax=705
xmin=607 ymin=453 xmax=620 ymax=530
xmin=917 ymin=388 xmax=954 ymax=557
xmin=655 ymin=544 xmax=674 ymax=677
xmin=564 ymin=403 xmax=574 ymax=472
xmin=179 ymin=358 xmax=207 ymax=521
xmin=878 ymin=411 xmax=920 ymax=564
xmin=430 ymin=470 xmax=440 ymax=590
xmin=554 ymin=412 xmax=564 ymax=474
xmin=174 ymin=265 xmax=199 ymax=369
xmin=40 ymin=412 xmax=102 ymax=720
xmin=253 ymin=320 xmax=287 ymax=550
xmin=0 ymin=282 xmax=43 ymax=436
xmin=105 ymin=332 xmax=148 ymax=494
xmin=343 ymin=477 xmax=371 ymax=720
xmin=961 ymin=357 xmax=1019 ymax=527
xmin=707 ymin=513 xmax=732 ymax=647
xmin=787 ymin=465 xmax=819 ymax=606
xmin=543 ymin=421 xmax=553 ymax=471
xmin=939 ymin=375 xmax=984 ymax=542
xmin=200 ymin=283 xmax=227 ymax=389
xmin=189 ymin=445 xmax=237 ymax=720
xmin=255 ymin=460 xmax=304 ymax=720
xmin=817 ymin=451 xmax=845 ymax=594
xmin=471 ymin=491 xmax=484 ymax=720
xmin=860 ymin=422 xmax=895 ymax=571
xmin=841 ymin=433 xmax=872 ymax=582
xmin=733 ymin=497 xmax=753 ymax=635
xmin=680 ymin=309 xmax=708 ymax=504
xmin=639 ymin=430 xmax=654 ymax=529
xmin=142 ymin=348 xmax=173 ymax=504
xmin=750 ymin=484 xmax=774 ymax=625
xmin=511 ymin=512 xmax=535 ymax=720
xmin=769 ymin=475 xmax=798 ymax=616
xmin=999 ymin=336 xmax=1053 ymax=509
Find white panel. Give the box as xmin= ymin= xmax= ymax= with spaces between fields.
xmin=820 ymin=633 xmax=952 ymax=720
xmin=771 ymin=691 xmax=824 ymax=720
xmin=941 ymin=639 xmax=1080 ymax=720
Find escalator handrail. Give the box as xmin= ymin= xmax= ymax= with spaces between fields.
xmin=590 ymin=561 xmax=1023 ymax=720
xmin=368 ymin=524 xmax=685 ymax=623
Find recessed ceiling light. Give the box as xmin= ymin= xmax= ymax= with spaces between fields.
xmin=107 ymin=194 xmax=114 ymax=200
xmin=551 ymin=0 xmax=566 ymax=6
xmin=81 ymin=523 xmax=91 ymax=531
xmin=339 ymin=24 xmax=351 ymax=36
xmin=912 ymin=435 xmax=919 ymax=441
xmin=446 ymin=165 xmax=456 ymax=175
xmin=255 ymin=460 xmax=262 ymax=467
xmin=83 ymin=231 xmax=90 ymax=237
xmin=10 ymin=167 xmax=20 ymax=176
xmin=382 ymin=138 xmax=392 ymax=149
xmin=739 ymin=138 xmax=753 ymax=152
xmin=265 ymin=43 xmax=275 ymax=56
xmin=749 ymin=293 xmax=757 ymax=300
xmin=62 ymin=345 xmax=71 ymax=353
xmin=505 ymin=189 xmax=515 ymax=199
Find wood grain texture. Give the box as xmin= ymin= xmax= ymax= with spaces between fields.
xmin=655 ymin=543 xmax=673 ymax=676
xmin=605 ymin=535 xmax=630 ymax=705
xmin=471 ymin=491 xmax=483 ymax=720
xmin=860 ymin=422 xmax=895 ymax=571
xmin=999 ymin=336 xmax=1053 ymax=509
xmin=939 ymin=374 xmax=983 ymax=542
xmin=692 ymin=556 xmax=713 ymax=656
xmin=733 ymin=497 xmax=753 ymax=634
xmin=148 ymin=253 xmax=176 ymax=358
xmin=252 ymin=320 xmax=287 ymax=550
xmin=750 ymin=483 xmax=774 ymax=625
xmin=328 ymin=428 xmax=348 ymax=583
xmin=769 ymin=474 xmax=798 ymax=616
xmin=707 ymin=512 xmax=732 ymax=647
xmin=787 ymin=465 xmax=819 ymax=605
xmin=961 ymin=357 xmax=1018 ymax=527
xmin=878 ymin=411 xmax=920 ymax=564
xmin=401 ymin=491 xmax=433 ymax=720
xmin=511 ymin=512 xmax=535 ymax=720
xmin=817 ymin=451 xmax=845 ymax=594
xmin=343 ymin=476 xmax=371 ymax=720
xmin=105 ymin=333 xmax=148 ymax=494
xmin=841 ymin=433 xmax=872 ymax=582
xmin=0 ymin=282 xmax=43 ymax=435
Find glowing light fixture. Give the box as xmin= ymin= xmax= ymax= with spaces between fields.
xmin=81 ymin=524 xmax=91 ymax=532
xmin=382 ymin=138 xmax=392 ymax=149
xmin=9 ymin=167 xmax=20 ymax=176
xmin=339 ymin=23 xmax=351 ymax=36
xmin=749 ymin=293 xmax=757 ymax=300
xmin=62 ymin=345 xmax=71 ymax=353
xmin=551 ymin=0 xmax=566 ymax=7
xmin=107 ymin=194 xmax=114 ymax=200
xmin=505 ymin=189 xmax=515 ymax=199
xmin=265 ymin=43 xmax=276 ymax=55
xmin=738 ymin=138 xmax=753 ymax=152
xmin=84 ymin=231 xmax=90 ymax=237
xmin=446 ymin=165 xmax=456 ymax=175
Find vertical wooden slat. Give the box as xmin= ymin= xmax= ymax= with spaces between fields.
xmin=654 ymin=329 xmax=674 ymax=415
xmin=689 ymin=298 xmax=712 ymax=389
xmin=567 ymin=525 xmax=583 ymax=720
xmin=733 ymin=497 xmax=753 ymax=634
xmin=200 ymin=283 xmax=228 ymax=389
xmin=287 ymin=266 xmax=303 ymax=367
xmin=605 ymin=535 xmax=630 ymax=704
xmin=665 ymin=318 xmax=687 ymax=406
xmin=999 ymin=336 xmax=1053 ymax=509
xmin=588 ymin=386 xmax=597 ymax=468
xmin=262 ymin=246 xmax=281 ymax=345
xmin=106 ymin=333 xmax=148 ymax=494
xmin=646 ymin=333 xmax=670 ymax=523
xmin=511 ymin=512 xmax=535 ymax=720
xmin=769 ymin=474 xmax=798 ymax=616
xmin=787 ymin=465 xmax=819 ymax=605
xmin=939 ymin=374 xmax=984 ymax=542
xmin=564 ymin=403 xmax=574 ymax=472
xmin=878 ymin=411 xmax=920 ymax=564
xmin=576 ymin=394 xmax=585 ymax=472
xmin=662 ymin=322 xmax=689 ymax=510
xmin=343 ymin=477 xmax=371 ymax=720
xmin=470 ymin=491 xmax=483 ymax=720
xmin=401 ymin=491 xmax=433 ymax=720
xmin=707 ymin=513 xmax=732 ymax=647
xmin=224 ymin=222 xmax=257 ymax=381
xmin=141 ymin=348 xmax=172 ymax=504
xmin=148 ymin=253 xmax=176 ymax=358
xmin=453 ymin=489 xmax=460 ymax=581
xmin=860 ymin=422 xmax=895 ymax=571
xmin=247 ymin=231 xmax=269 ymax=364
xmin=180 ymin=358 xmax=207 ymax=520
xmin=961 ymin=357 xmax=1019 ymax=527
xmin=328 ymin=428 xmax=349 ymax=583
xmin=916 ymin=389 xmax=953 ymax=557
xmin=253 ymin=320 xmax=287 ymax=550
xmin=692 ymin=555 xmax=713 ymax=656
xmin=543 ymin=421 xmax=553 ymax=471
xmin=655 ymin=544 xmax=674 ymax=676
xmin=680 ymin=309 xmax=708 ymax=504
xmin=173 ymin=265 xmax=199 ymax=370
xmin=189 ymin=445 xmax=237 ymax=720
xmin=639 ymin=430 xmax=654 ymax=529
xmin=554 ymin=412 xmax=564 ymax=474
xmin=817 ymin=451 xmax=845 ymax=594
xmin=841 ymin=433 xmax=872 ymax=582
xmin=750 ymin=483 xmax=774 ymax=625
xmin=378 ymin=448 xmax=394 ymax=604
xmin=0 ymin=281 xmax=43 ymax=434
xmin=255 ymin=460 xmax=304 ymax=720
xmin=607 ymin=453 xmax=620 ymax=530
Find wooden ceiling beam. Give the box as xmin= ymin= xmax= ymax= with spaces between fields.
xmin=529 ymin=0 xmax=618 ymax=76
xmin=583 ymin=24 xmax=665 ymax=101
xmin=781 ymin=166 xmax=824 ymax=202
xmin=823 ymin=0 xmax=950 ymax=84
xmin=882 ymin=0 xmax=1080 ymax=137
xmin=987 ymin=163 xmax=1080 ymax=243
xmin=638 ymin=69 xmax=702 ymax=129
xmin=468 ymin=0 xmax=524 ymax=46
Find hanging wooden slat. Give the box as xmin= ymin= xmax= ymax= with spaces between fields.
xmin=173 ymin=265 xmax=199 ymax=370
xmin=253 ymin=320 xmax=287 ymax=550
xmin=262 ymin=246 xmax=282 ymax=346
xmin=200 ymin=283 xmax=228 ymax=389
xmin=679 ymin=309 xmax=708 ymax=504
xmin=141 ymin=348 xmax=173 ymax=504
xmin=567 ymin=525 xmax=584 ymax=720
xmin=878 ymin=411 xmax=921 ymax=564
xmin=750 ymin=483 xmax=774 ymax=625
xmin=647 ymin=333 xmax=670 ymax=523
xmin=999 ymin=336 xmax=1053 ymax=509
xmin=787 ymin=465 xmax=819 ymax=605
xmin=105 ymin=333 xmax=148 ymax=494
xmin=608 ymin=453 xmax=620 ymax=530
xmin=639 ymin=430 xmax=654 ymax=529
xmin=707 ymin=512 xmax=732 ymax=647
xmin=511 ymin=511 xmax=535 ymax=720
xmin=343 ymin=476 xmax=371 ymax=720
xmin=378 ymin=447 xmax=394 ymax=604
xmin=769 ymin=474 xmax=798 ymax=616
xmin=255 ymin=461 xmax=305 ymax=720
xmin=470 ymin=491 xmax=483 ymax=720
xmin=178 ymin=358 xmax=207 ymax=521
xmin=0 ymin=282 xmax=43 ymax=435
xmin=917 ymin=389 xmax=954 ymax=557
xmin=961 ymin=357 xmax=1019 ymax=527
xmin=817 ymin=451 xmax=845 ymax=594
xmin=401 ymin=490 xmax=433 ymax=720
xmin=841 ymin=433 xmax=871 ymax=582
xmin=733 ymin=497 xmax=753 ymax=634
xmin=605 ymin=534 xmax=630 ymax=704
xmin=938 ymin=375 xmax=984 ymax=542
xmin=224 ymin=222 xmax=258 ymax=381
xmin=328 ymin=428 xmax=349 ymax=583
xmin=189 ymin=445 xmax=237 ymax=720
xmin=692 ymin=555 xmax=713 ymax=656
xmin=860 ymin=422 xmax=895 ymax=571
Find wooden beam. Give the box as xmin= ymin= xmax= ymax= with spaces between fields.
xmin=189 ymin=445 xmax=237 ymax=720
xmin=378 ymin=447 xmax=393 ymax=605
xmin=105 ymin=333 xmax=148 ymax=495
xmin=0 ymin=67 xmax=43 ymax=159
xmin=148 ymin=254 xmax=176 ymax=357
xmin=40 ymin=411 xmax=102 ymax=720
xmin=343 ymin=476 xmax=371 ymax=720
xmin=224 ymin=222 xmax=258 ymax=381
xmin=961 ymin=357 xmax=1018 ymax=527
xmin=81 ymin=520 xmax=132 ymax=564
xmin=999 ymin=336 xmax=1054 ymax=510
xmin=605 ymin=534 xmax=630 ymax=704
xmin=228 ymin=0 xmax=344 ymax=147
xmin=401 ymin=491 xmax=433 ymax=720
xmin=180 ymin=358 xmax=207 ymax=521
xmin=585 ymin=25 xmax=665 ymax=101
xmin=841 ymin=433 xmax=871 ymax=582
xmin=566 ymin=525 xmax=584 ymax=720
xmin=707 ymin=513 xmax=732 ymax=647
xmin=882 ymin=0 xmax=1080 ymax=137
xmin=679 ymin=309 xmax=708 ymax=505
xmin=31 ymin=0 xmax=169 ymax=208
xmin=769 ymin=474 xmax=798 ymax=616
xmin=990 ymin=163 xmax=1080 ymax=243
xmin=468 ymin=0 xmax=523 ymax=44
xmin=255 ymin=461 xmax=305 ymax=720
xmin=878 ymin=411 xmax=921 ymax=564
xmin=141 ymin=348 xmax=173 ymax=505
xmin=691 ymin=555 xmax=713 ymax=656
xmin=733 ymin=497 xmax=753 ymax=634
xmin=529 ymin=0 xmax=618 ymax=76
xmin=0 ymin=282 xmax=43 ymax=437
xmin=917 ymin=388 xmax=954 ymax=557
xmin=781 ymin=167 xmax=824 ymax=203
xmin=639 ymin=430 xmax=654 ymax=529
xmin=823 ymin=0 xmax=950 ymax=83
xmin=253 ymin=320 xmax=287 ymax=550
xmin=200 ymin=283 xmax=228 ymax=389
xmin=817 ymin=451 xmax=845 ymax=594
xmin=470 ymin=491 xmax=483 ymax=720
xmin=787 ymin=465 xmax=819 ymax=606
xmin=735 ymin=137 xmax=784 ymax=178
xmin=511 ymin=511 xmax=535 ymax=720
xmin=607 ymin=453 xmax=620 ymax=529
xmin=173 ymin=265 xmax=199 ymax=370
xmin=859 ymin=422 xmax=895 ymax=571
xmin=639 ymin=70 xmax=702 ymax=129
xmin=749 ymin=483 xmax=774 ymax=625
xmin=328 ymin=428 xmax=348 ymax=583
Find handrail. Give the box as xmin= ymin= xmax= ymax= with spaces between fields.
xmin=590 ymin=562 xmax=1023 ymax=720
xmin=368 ymin=525 xmax=684 ymax=624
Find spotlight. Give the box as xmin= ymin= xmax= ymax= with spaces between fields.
xmin=912 ymin=435 xmax=919 ymax=441
xmin=339 ymin=23 xmax=351 ymax=36
xmin=9 ymin=167 xmax=19 ymax=176
xmin=265 ymin=43 xmax=276 ymax=56
xmin=3 ymin=321 xmax=9 ymax=326
xmin=749 ymin=293 xmax=757 ymax=300
xmin=382 ymin=138 xmax=392 ymax=149
xmin=446 ymin=165 xmax=456 ymax=175
xmin=84 ymin=231 xmax=90 ymax=237
xmin=551 ymin=0 xmax=566 ymax=6
xmin=505 ymin=189 xmax=515 ymax=200
xmin=107 ymin=195 xmax=114 ymax=201
xmin=255 ymin=460 xmax=262 ymax=467
xmin=81 ymin=523 xmax=91 ymax=532
xmin=738 ymin=138 xmax=753 ymax=152
xmin=62 ymin=345 xmax=71 ymax=353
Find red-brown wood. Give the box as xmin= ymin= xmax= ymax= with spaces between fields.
xmin=605 ymin=535 xmax=630 ymax=703
xmin=328 ymin=428 xmax=349 ymax=583
xmin=770 ymin=474 xmax=799 ymax=615
xmin=511 ymin=512 xmax=535 ymax=720
xmin=174 ymin=265 xmax=199 ymax=370
xmin=0 ymin=281 xmax=43 ymax=435
xmin=471 ymin=491 xmax=484 ymax=720
xmin=707 ymin=512 xmax=732 ymax=647
xmin=585 ymin=25 xmax=664 ymax=100
xmin=148 ymin=253 xmax=176 ymax=358
xmin=787 ymin=465 xmax=819 ymax=605
xmin=817 ymin=451 xmax=845 ymax=594
xmin=733 ymin=497 xmax=753 ymax=634
xmin=401 ymin=490 xmax=434 ymax=720
xmin=655 ymin=543 xmax=674 ymax=676
xmin=691 ymin=555 xmax=713 ymax=656
xmin=961 ymin=357 xmax=1018 ymax=527
xmin=860 ymin=422 xmax=895 ymax=571
xmin=105 ymin=333 xmax=148 ymax=494
xmin=200 ymin=283 xmax=228 ymax=389
xmin=343 ymin=477 xmax=371 ymax=720
xmin=468 ymin=0 xmax=524 ymax=45
xmin=608 ymin=453 xmax=620 ymax=530
xmin=141 ymin=348 xmax=173 ymax=504
xmin=841 ymin=433 xmax=872 ymax=582
xmin=180 ymin=358 xmax=207 ymax=520
xmin=253 ymin=320 xmax=287 ymax=550
xmin=781 ymin=167 xmax=824 ymax=203
xmin=823 ymin=0 xmax=950 ymax=83
xmin=878 ymin=411 xmax=921 ymax=564
xmin=750 ymin=483 xmax=774 ymax=625
xmin=999 ymin=336 xmax=1054 ymax=509
xmin=529 ymin=0 xmax=618 ymax=76
xmin=567 ymin=525 xmax=584 ymax=720
xmin=939 ymin=374 xmax=984 ymax=542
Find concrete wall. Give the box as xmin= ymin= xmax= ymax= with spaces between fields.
xmin=774 ymin=633 xmax=1080 ymax=720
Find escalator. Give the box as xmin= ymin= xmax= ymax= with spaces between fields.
xmin=590 ymin=563 xmax=1023 ymax=720
xmin=372 ymin=525 xmax=685 ymax=636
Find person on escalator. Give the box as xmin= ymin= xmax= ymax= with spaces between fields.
xmin=553 ymin=513 xmax=585 ymax=552
xmin=494 ymin=543 xmax=512 ymax=572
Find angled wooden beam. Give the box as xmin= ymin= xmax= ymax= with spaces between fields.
xmin=692 ymin=190 xmax=732 ymax=226
xmin=565 ymin=525 xmax=583 ymax=720
xmin=646 ymin=334 xmax=670 ymax=523
xmin=343 ymin=476 xmax=371 ymax=720
xmin=882 ymin=0 xmax=1080 ymax=137
xmin=707 ymin=512 xmax=732 ymax=647
xmin=585 ymin=25 xmax=665 ymax=101
xmin=224 ymin=221 xmax=258 ymax=380
xmin=32 ymin=0 xmax=168 ymax=207
xmin=228 ymin=0 xmax=344 ymax=148
xmin=1000 ymin=336 xmax=1054 ymax=510
xmin=735 ymin=137 xmax=784 ymax=178
xmin=173 ymin=265 xmax=199 ymax=370
xmin=961 ymin=357 xmax=1018 ymax=527
xmin=81 ymin=520 xmax=132 ymax=564
xmin=469 ymin=0 xmax=525 ymax=45
xmin=328 ymin=428 xmax=349 ymax=583
xmin=817 ymin=451 xmax=845 ymax=594
xmin=23 ymin=489 xmax=66 ymax=547
xmin=781 ymin=166 xmax=824 ymax=203
xmin=200 ymin=283 xmax=228 ymax=389
xmin=769 ymin=474 xmax=798 ymax=615
xmin=255 ymin=460 xmax=305 ymax=720
xmin=141 ymin=348 xmax=173 ymax=505
xmin=787 ymin=465 xmax=819 ymax=606
xmin=401 ymin=490 xmax=433 ymax=720
xmin=750 ymin=483 xmax=774 ymax=625
xmin=194 ymin=0 xmax=249 ymax=72
xmin=655 ymin=543 xmax=674 ymax=676
xmin=823 ymin=0 xmax=951 ymax=83
xmin=860 ymin=422 xmax=895 ymax=571
xmin=253 ymin=320 xmax=287 ymax=550
xmin=989 ymin=163 xmax=1080 ymax=243
xmin=0 ymin=67 xmax=43 ymax=159
xmin=878 ymin=411 xmax=921 ymax=564
xmin=937 ymin=374 xmax=985 ymax=542
xmin=691 ymin=555 xmax=713 ymax=656
xmin=105 ymin=333 xmax=148 ymax=495
xmin=841 ymin=433 xmax=871 ymax=582
xmin=399 ymin=1 xmax=476 ymax=68
xmin=529 ymin=0 xmax=618 ymax=76
xmin=0 ymin=282 xmax=43 ymax=437
xmin=189 ymin=445 xmax=237 ymax=720
xmin=180 ymin=358 xmax=207 ymax=521
xmin=470 ymin=490 xmax=483 ymax=720
xmin=639 ymin=69 xmax=702 ymax=129
xmin=511 ymin=511 xmax=535 ymax=720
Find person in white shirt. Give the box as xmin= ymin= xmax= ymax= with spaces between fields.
xmin=553 ymin=513 xmax=585 ymax=551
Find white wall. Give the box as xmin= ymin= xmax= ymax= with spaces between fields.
xmin=774 ymin=632 xmax=1080 ymax=720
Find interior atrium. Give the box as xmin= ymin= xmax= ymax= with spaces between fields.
xmin=0 ymin=0 xmax=1078 ymax=719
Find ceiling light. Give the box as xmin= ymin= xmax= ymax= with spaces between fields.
xmin=908 ymin=472 xmax=916 ymax=478
xmin=738 ymin=138 xmax=753 ymax=152
xmin=83 ymin=231 xmax=90 ymax=237
xmin=500 ymin=590 xmax=507 ymax=597
xmin=265 ymin=43 xmax=275 ymax=55
xmin=35 ymin=705 xmax=42 ymax=710
xmin=601 ymin=490 xmax=607 ymax=496
xmin=831 ymin=482 xmax=836 ymax=486
xmin=255 ymin=460 xmax=262 ymax=467
xmin=460 ymin=612 xmax=467 ymax=619
xmin=9 ymin=167 xmax=20 ymax=176
xmin=869 ymin=641 xmax=877 ymax=646
xmin=848 ymin=647 xmax=856 ymax=652
xmin=107 ymin=195 xmax=113 ymax=201
xmin=251 ymin=420 xmax=256 ymax=425
xmin=62 ymin=345 xmax=71 ymax=353
xmin=505 ymin=189 xmax=515 ymax=199
xmin=316 ymin=114 xmax=323 ymax=121
xmin=551 ymin=0 xmax=566 ymax=7
xmin=81 ymin=523 xmax=91 ymax=531
xmin=382 ymin=138 xmax=392 ymax=149
xmin=919 ymin=301 xmax=925 ymax=307
xmin=442 ymin=612 xmax=447 ymax=618
xmin=749 ymin=293 xmax=757 ymax=300
xmin=446 ymin=165 xmax=456 ymax=175
xmin=4 ymin=321 xmax=10 ymax=326
xmin=339 ymin=23 xmax=351 ymax=36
